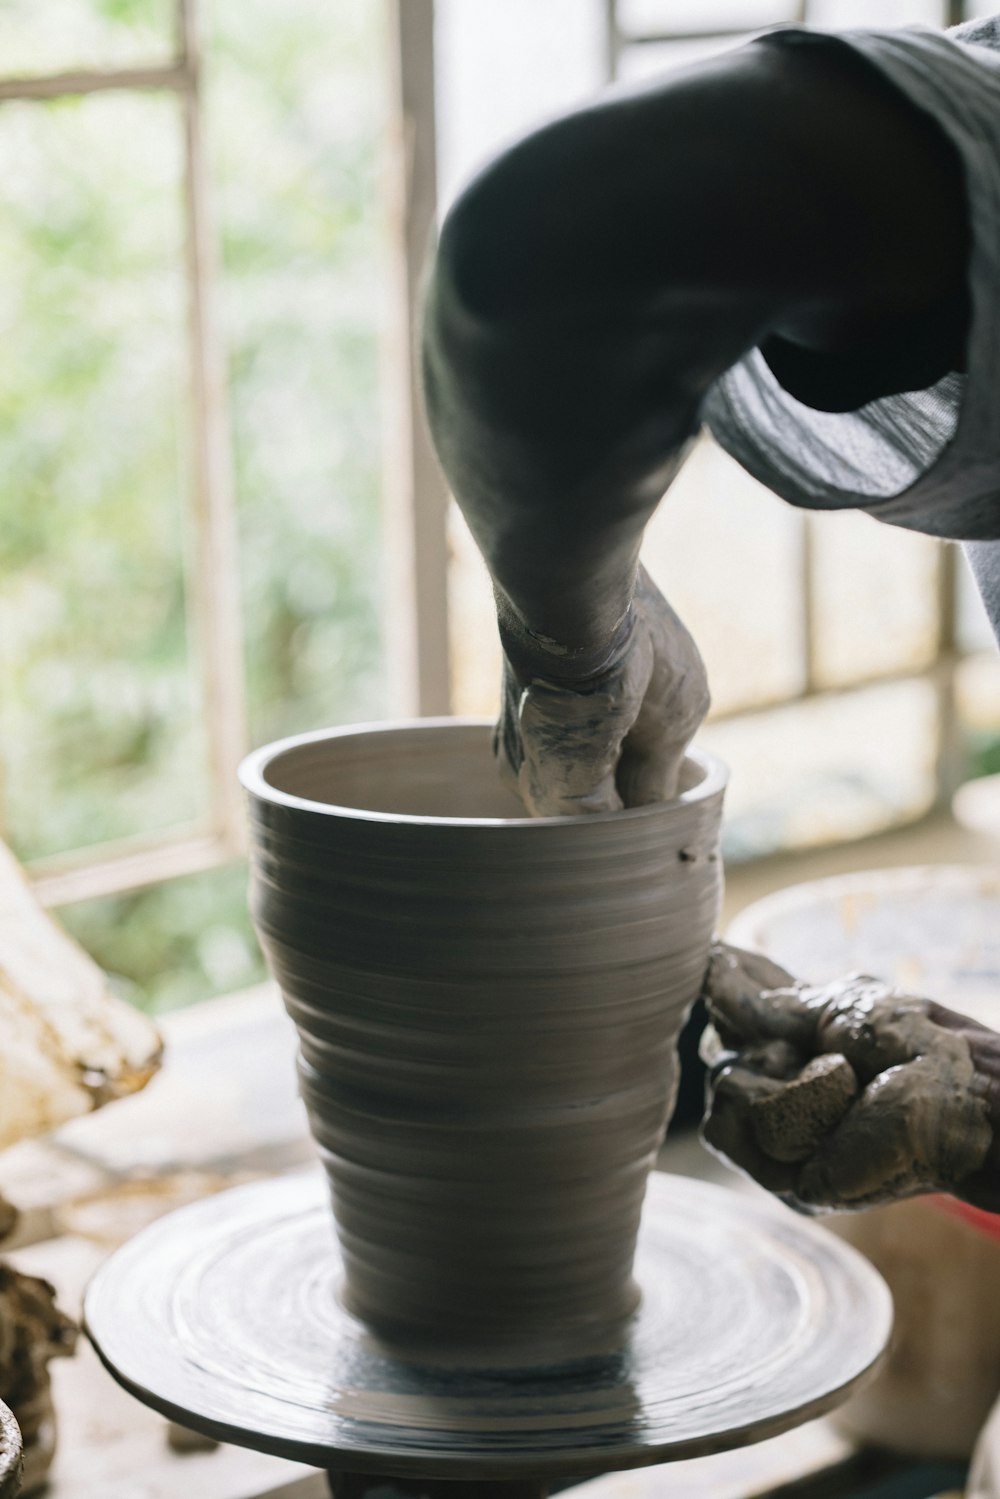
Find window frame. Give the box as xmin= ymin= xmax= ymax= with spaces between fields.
xmin=6 ymin=0 xmax=980 ymax=910
xmin=3 ymin=0 xmax=450 ymax=909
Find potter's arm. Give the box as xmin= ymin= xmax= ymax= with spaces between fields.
xmin=421 ymin=39 xmax=967 ymax=814
xmin=700 ymin=942 xmax=1000 ymax=1214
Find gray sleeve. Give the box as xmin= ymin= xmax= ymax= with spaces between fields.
xmin=703 ymin=21 xmax=1000 ymax=548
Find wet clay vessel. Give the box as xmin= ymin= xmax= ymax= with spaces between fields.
xmin=240 ymin=719 xmax=725 ymax=1366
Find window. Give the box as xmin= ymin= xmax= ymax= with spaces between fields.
xmin=1 ymin=0 xmax=415 ymax=1009
xmin=5 ymin=0 xmax=996 ymax=1010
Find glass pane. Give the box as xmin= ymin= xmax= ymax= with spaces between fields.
xmin=807 ymin=0 xmax=944 ymax=25
xmin=0 ymin=0 xmax=174 ymax=78
xmin=616 ymin=1 xmax=948 ymax=78
xmin=0 ymin=91 xmax=209 ymax=862
xmin=208 ymin=0 xmax=388 ymax=746
xmin=617 ymin=0 xmax=948 ymax=34
xmin=449 ymin=504 xmax=502 ymax=718
xmin=643 ymin=438 xmax=804 ymax=715
xmin=436 ymin=0 xmax=605 ymax=209
xmin=703 ymin=679 xmax=939 ymax=860
xmin=957 ymin=652 xmax=1000 ymax=777
xmin=618 ymin=36 xmax=755 ymax=80
xmin=617 ymin=0 xmax=800 ymax=31
xmin=449 ymin=437 xmax=805 ymax=721
xmin=58 ymin=859 xmax=264 ymax=1014
xmin=809 ymin=511 xmax=941 ymax=689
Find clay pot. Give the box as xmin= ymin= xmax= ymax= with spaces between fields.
xmin=241 ymin=720 xmax=725 ymax=1367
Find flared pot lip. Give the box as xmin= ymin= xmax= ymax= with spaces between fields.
xmin=238 ymin=716 xmax=728 ymax=829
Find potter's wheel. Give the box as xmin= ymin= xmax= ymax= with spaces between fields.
xmin=84 ymin=1169 xmax=890 ymax=1481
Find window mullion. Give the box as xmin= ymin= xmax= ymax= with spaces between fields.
xmin=381 ymin=0 xmax=451 ymax=718
xmin=178 ymin=0 xmax=248 ymax=847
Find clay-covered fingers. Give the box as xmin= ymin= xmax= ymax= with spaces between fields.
xmin=699 ymin=1020 xmax=803 ymax=1083
xmin=793 ymin=1065 xmax=933 ymax=1210
xmin=613 ymin=686 xmax=686 ymax=809
xmin=701 ymin=1059 xmax=801 ymax=1198
xmin=492 ymin=568 xmax=710 ymax=818
xmin=703 ymin=941 xmax=799 ymax=1005
xmin=703 ymin=987 xmax=997 ymax=1212
xmin=493 ymin=658 xmax=625 ymax=815
xmin=702 ymin=941 xmax=816 ymax=1052
xmin=795 ymin=1045 xmax=993 ymax=1210
xmin=809 ymin=978 xmax=932 ymax=1080
xmin=926 ymin=997 xmax=997 ymax=1037
xmin=615 ymin=569 xmax=709 ymax=807
xmin=701 ymin=1027 xmax=860 ymax=1203
xmin=492 ymin=617 xmax=646 ymax=817
xmin=506 ymin=677 xmax=630 ymax=816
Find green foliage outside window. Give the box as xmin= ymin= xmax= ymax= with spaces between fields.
xmin=0 ymin=0 xmax=388 ymax=1012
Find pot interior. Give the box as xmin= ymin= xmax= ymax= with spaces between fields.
xmin=258 ymin=721 xmax=709 ymax=821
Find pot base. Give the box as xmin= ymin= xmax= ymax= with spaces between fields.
xmin=84 ymin=1170 xmax=890 ymax=1482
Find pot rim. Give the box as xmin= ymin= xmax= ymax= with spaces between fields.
xmin=239 ymin=717 xmax=728 ymax=829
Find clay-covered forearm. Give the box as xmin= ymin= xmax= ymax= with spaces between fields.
xmin=422 ymin=211 xmax=707 ymax=675
xmin=422 ymin=37 xmax=968 ymax=672
xmin=422 ymin=47 xmax=805 ymax=672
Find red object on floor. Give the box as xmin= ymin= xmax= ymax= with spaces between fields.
xmin=932 ymin=1193 xmax=1000 ymax=1240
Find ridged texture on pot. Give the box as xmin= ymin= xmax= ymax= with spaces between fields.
xmin=243 ymin=722 xmax=724 ymax=1365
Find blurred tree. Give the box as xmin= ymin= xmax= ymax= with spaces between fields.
xmin=0 ymin=0 xmax=388 ymax=1012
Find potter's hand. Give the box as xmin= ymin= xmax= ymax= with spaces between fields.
xmin=700 ymin=941 xmax=1000 ymax=1214
xmin=494 ymin=567 xmax=709 ymax=816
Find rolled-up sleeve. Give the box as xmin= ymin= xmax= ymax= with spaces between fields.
xmin=703 ymin=18 xmax=1000 ymax=640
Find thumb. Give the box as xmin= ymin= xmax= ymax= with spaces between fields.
xmin=703 ymin=942 xmax=814 ymax=1050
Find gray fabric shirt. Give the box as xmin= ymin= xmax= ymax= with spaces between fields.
xmin=702 ymin=16 xmax=1000 ymax=640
